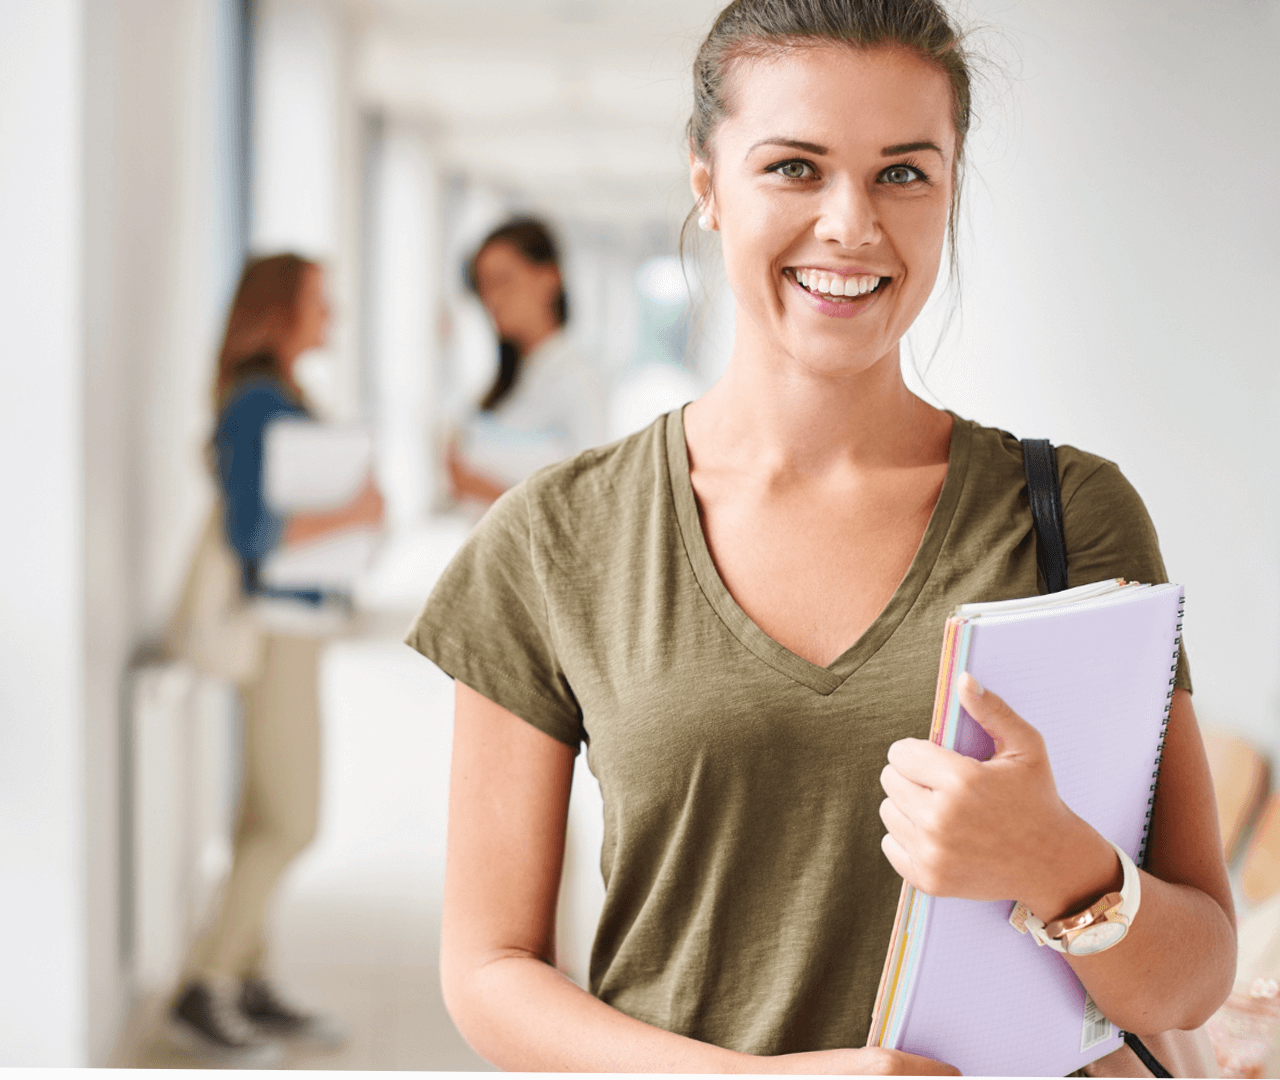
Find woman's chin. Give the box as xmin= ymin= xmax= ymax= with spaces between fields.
xmin=774 ymin=331 xmax=900 ymax=381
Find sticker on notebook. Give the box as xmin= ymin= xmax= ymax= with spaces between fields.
xmin=1081 ymin=992 xmax=1115 ymax=1052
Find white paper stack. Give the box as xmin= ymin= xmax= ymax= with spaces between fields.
xmin=260 ymin=418 xmax=378 ymax=589
xmin=264 ymin=418 xmax=373 ymax=513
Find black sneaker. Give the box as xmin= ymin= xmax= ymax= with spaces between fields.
xmin=239 ymin=976 xmax=345 ymax=1047
xmin=167 ymin=980 xmax=282 ymax=1065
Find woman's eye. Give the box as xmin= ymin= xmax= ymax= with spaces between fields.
xmin=770 ymin=160 xmax=814 ymax=180
xmin=882 ymin=165 xmax=925 ymax=185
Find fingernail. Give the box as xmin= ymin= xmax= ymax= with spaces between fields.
xmin=962 ymin=671 xmax=985 ymax=696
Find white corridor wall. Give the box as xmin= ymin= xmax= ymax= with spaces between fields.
xmin=253 ymin=0 xmax=363 ymax=419
xmin=0 ymin=0 xmax=85 ymax=1065
xmin=920 ymin=0 xmax=1280 ymax=748
xmin=2 ymin=0 xmax=247 ymax=1064
xmin=366 ymin=121 xmax=440 ymax=525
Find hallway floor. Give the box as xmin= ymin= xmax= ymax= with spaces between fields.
xmin=113 ymin=900 xmax=491 ymax=1070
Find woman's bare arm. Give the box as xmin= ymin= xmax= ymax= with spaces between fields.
xmin=282 ymin=475 xmax=384 ymax=546
xmin=442 ymin=681 xmax=957 ymax=1074
xmin=446 ymin=443 xmax=507 ymax=505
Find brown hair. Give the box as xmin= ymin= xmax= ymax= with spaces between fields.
xmin=684 ymin=0 xmax=973 ymax=280
xmin=465 ymin=218 xmax=568 ymax=412
xmin=213 ymin=253 xmax=317 ymax=411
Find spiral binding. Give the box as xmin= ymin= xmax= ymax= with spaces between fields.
xmin=1136 ymin=592 xmax=1184 ymax=868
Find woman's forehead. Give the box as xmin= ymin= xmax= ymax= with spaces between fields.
xmin=718 ymin=44 xmax=955 ymax=158
xmin=476 ymin=241 xmax=527 ymax=273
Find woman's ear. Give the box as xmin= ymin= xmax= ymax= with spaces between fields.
xmin=689 ymin=151 xmax=716 ymax=228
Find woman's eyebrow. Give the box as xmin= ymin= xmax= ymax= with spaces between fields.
xmin=882 ymin=140 xmax=943 ymax=156
xmin=746 ymin=137 xmax=829 ymax=158
xmin=746 ymin=137 xmax=944 ymax=159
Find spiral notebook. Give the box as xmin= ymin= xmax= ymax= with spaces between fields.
xmin=868 ymin=578 xmax=1185 ymax=1077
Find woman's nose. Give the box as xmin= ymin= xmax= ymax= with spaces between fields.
xmin=812 ymin=177 xmax=881 ymax=250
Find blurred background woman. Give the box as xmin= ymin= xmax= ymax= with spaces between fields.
xmin=447 ymin=218 xmax=606 ymax=508
xmin=168 ymin=254 xmax=383 ymax=1061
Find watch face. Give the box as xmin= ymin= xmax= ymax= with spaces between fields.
xmin=1068 ymin=921 xmax=1128 ymax=956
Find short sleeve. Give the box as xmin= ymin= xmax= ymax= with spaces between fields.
xmin=1062 ymin=458 xmax=1192 ymax=693
xmin=405 ymin=484 xmax=583 ymax=750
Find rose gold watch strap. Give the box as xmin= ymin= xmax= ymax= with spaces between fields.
xmin=1043 ymin=891 xmax=1124 ymax=940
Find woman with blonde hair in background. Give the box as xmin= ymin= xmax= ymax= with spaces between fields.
xmin=446 ymin=217 xmax=605 ymax=508
xmin=168 ymin=254 xmax=383 ymax=1060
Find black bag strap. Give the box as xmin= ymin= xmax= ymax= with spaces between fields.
xmin=1021 ymin=438 xmax=1069 ymax=594
xmin=1019 ymin=438 xmax=1173 ymax=1079
xmin=1123 ymin=1032 xmax=1173 ymax=1078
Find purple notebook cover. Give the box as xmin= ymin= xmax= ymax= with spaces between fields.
xmin=894 ymin=586 xmax=1182 ymax=1076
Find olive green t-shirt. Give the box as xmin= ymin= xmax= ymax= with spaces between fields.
xmin=406 ymin=409 xmax=1191 ymax=1057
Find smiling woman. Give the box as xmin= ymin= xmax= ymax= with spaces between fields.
xmin=405 ymin=0 xmax=1234 ymax=1074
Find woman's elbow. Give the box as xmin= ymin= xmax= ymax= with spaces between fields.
xmin=439 ymin=929 xmax=480 ymax=1027
xmin=1140 ymin=915 xmax=1236 ymax=1034
xmin=439 ymin=933 xmax=547 ymax=1064
xmin=440 ymin=938 xmax=493 ymax=1058
xmin=1181 ymin=930 xmax=1236 ymax=1031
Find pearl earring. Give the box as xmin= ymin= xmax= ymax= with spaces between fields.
xmin=697 ymin=214 xmax=712 ymax=231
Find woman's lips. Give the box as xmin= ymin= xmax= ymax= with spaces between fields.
xmin=784 ymin=267 xmax=889 ymax=319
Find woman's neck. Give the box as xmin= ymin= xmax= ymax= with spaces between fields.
xmin=275 ymin=350 xmax=305 ymax=401
xmin=514 ymin=322 xmax=559 ymax=358
xmin=684 ymin=324 xmax=948 ymax=479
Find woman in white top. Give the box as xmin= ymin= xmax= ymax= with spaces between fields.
xmin=447 ymin=218 xmax=605 ymax=505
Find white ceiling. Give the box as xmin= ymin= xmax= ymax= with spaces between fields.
xmin=344 ymin=0 xmax=727 ymax=223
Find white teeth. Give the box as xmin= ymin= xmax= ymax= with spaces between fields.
xmin=792 ymin=269 xmax=884 ymax=296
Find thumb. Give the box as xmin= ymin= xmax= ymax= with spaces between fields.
xmin=957 ymin=672 xmax=1042 ymax=759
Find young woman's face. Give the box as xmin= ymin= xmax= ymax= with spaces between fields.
xmin=693 ymin=44 xmax=956 ymax=377
xmin=288 ymin=263 xmax=331 ymax=358
xmin=473 ymin=241 xmax=562 ymax=344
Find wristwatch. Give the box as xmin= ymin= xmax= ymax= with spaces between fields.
xmin=1009 ymin=841 xmax=1141 ymax=957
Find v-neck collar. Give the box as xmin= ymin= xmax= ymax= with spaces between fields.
xmin=665 ymin=407 xmax=972 ymax=695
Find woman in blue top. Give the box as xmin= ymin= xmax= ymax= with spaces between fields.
xmin=170 ymin=254 xmax=383 ymax=1059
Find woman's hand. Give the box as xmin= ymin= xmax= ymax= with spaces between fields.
xmin=345 ymin=474 xmax=385 ymax=527
xmin=753 ymin=1047 xmax=958 ymax=1075
xmin=281 ymin=473 xmax=384 ymax=546
xmin=446 ymin=442 xmax=508 ymax=505
xmin=884 ymin=683 xmax=1234 ymax=1033
xmin=878 ymin=672 xmax=1105 ymax=919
